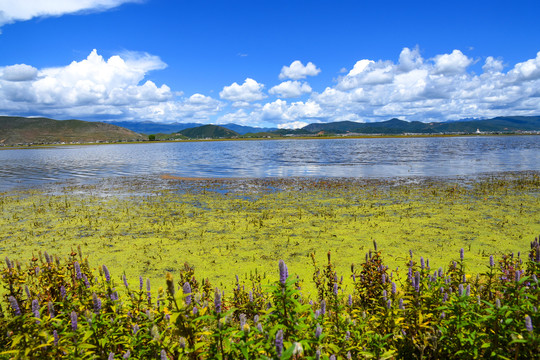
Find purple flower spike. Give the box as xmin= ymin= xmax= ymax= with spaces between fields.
xmin=525 ymin=315 xmax=533 ymax=332
xmin=458 ymin=284 xmax=464 ymax=297
xmin=466 ymin=284 xmax=471 ymax=297
xmin=275 ymin=329 xmax=284 ymax=357
xmin=490 ymin=255 xmax=495 ymax=267
xmin=53 ymin=330 xmax=59 ymax=346
xmin=320 ymin=299 xmax=326 ymax=316
xmin=101 ymin=265 xmax=110 ymax=282
xmin=183 ymin=282 xmax=192 ymax=305
xmin=71 ymin=311 xmax=78 ymax=331
xmin=392 ymin=282 xmax=397 ymax=295
xmin=420 ymin=257 xmax=425 ymax=270
xmin=93 ymin=293 xmax=101 ymax=314
xmin=279 ymin=260 xmax=288 ymax=285
xmin=74 ymin=261 xmax=82 ymax=279
xmin=161 ymin=349 xmax=167 ymax=360
xmin=315 ymin=325 xmax=322 ymax=339
xmin=399 ymin=298 xmax=404 ymax=310
xmin=60 ymin=285 xmax=66 ymax=299
xmin=333 ymin=282 xmax=338 ymax=296
xmin=108 ymin=353 xmax=114 ymax=360
xmin=32 ymin=299 xmax=40 ymax=320
xmin=460 ymin=248 xmax=464 ymax=261
xmin=348 ymin=294 xmax=353 ymax=307
xmin=8 ymin=296 xmax=21 ymax=316
xmin=214 ymin=289 xmax=222 ymax=313
xmin=387 ymin=299 xmax=392 ymax=309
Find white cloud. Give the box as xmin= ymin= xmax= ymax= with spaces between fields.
xmin=269 ymin=80 xmax=312 ymax=98
xmin=0 ymin=49 xmax=224 ymax=123
xmin=1 ymin=64 xmax=38 ymax=81
xmin=433 ymin=49 xmax=472 ymax=74
xmin=279 ymin=60 xmax=321 ymax=80
xmin=219 ymin=78 xmax=265 ymax=104
xmin=0 ymin=0 xmax=141 ymax=30
xmin=482 ymin=56 xmax=504 ymax=73
xmin=278 ymin=121 xmax=309 ymax=129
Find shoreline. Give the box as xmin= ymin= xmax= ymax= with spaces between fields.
xmin=1 ymin=132 xmax=538 ymax=150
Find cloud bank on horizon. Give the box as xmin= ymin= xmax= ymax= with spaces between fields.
xmin=0 ymin=0 xmax=539 ymax=129
xmin=2 ymin=47 xmax=540 ymax=128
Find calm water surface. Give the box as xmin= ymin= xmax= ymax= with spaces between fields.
xmin=1 ymin=136 xmax=539 ymax=191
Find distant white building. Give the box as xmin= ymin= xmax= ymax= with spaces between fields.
xmin=476 ymin=128 xmax=481 ymax=134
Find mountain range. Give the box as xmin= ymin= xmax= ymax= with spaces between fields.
xmin=1 ymin=115 xmax=539 ymax=146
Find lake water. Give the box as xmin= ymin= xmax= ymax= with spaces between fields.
xmin=1 ymin=136 xmax=539 ymax=191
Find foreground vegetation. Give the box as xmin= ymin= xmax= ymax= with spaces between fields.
xmin=1 ymin=239 xmax=539 ymax=359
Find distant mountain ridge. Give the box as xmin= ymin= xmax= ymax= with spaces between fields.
xmin=106 ymin=121 xmax=277 ymax=135
xmin=0 ymin=116 xmax=144 ymax=146
xmin=301 ymin=116 xmax=540 ymax=134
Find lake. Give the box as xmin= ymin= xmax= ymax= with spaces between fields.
xmin=1 ymin=135 xmax=539 ymax=191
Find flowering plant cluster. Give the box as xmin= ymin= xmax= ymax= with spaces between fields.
xmin=0 ymin=238 xmax=539 ymax=359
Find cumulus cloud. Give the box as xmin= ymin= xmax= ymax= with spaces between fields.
xmin=269 ymin=80 xmax=312 ymax=98
xmin=1 ymin=64 xmax=38 ymax=81
xmin=279 ymin=60 xmax=321 ymax=80
xmin=219 ymin=78 xmax=265 ymax=105
xmin=0 ymin=49 xmax=223 ymax=123
xmin=433 ymin=49 xmax=473 ymax=74
xmin=0 ymin=0 xmax=141 ymax=30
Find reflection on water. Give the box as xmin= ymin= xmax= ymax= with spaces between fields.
xmin=0 ymin=136 xmax=539 ymax=191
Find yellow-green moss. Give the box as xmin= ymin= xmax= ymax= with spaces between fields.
xmin=1 ymin=174 xmax=539 ymax=296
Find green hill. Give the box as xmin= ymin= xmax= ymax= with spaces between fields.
xmin=178 ymin=124 xmax=239 ymax=139
xmin=0 ymin=116 xmax=145 ymax=146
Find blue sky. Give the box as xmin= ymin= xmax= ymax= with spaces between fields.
xmin=1 ymin=0 xmax=539 ymax=128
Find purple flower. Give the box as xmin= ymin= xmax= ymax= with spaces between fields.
xmin=275 ymin=329 xmax=283 ymax=357
xmin=214 ymin=289 xmax=222 ymax=313
xmin=183 ymin=282 xmax=192 ymax=305
xmin=71 ymin=311 xmax=78 ymax=331
xmin=330 ymin=355 xmax=336 ymax=360
xmin=460 ymin=248 xmax=464 ymax=261
xmin=5 ymin=257 xmax=12 ymax=269
xmin=345 ymin=330 xmax=350 ymax=341
xmin=278 ymin=260 xmax=288 ymax=285
xmin=8 ymin=296 xmax=21 ymax=316
xmin=101 ymin=265 xmax=111 ymax=283
xmin=139 ymin=276 xmax=143 ymax=290
xmin=320 ymin=299 xmax=326 ymax=316
xmin=382 ymin=290 xmax=387 ymax=301
xmin=515 ymin=271 xmax=521 ymax=282
xmin=443 ymin=292 xmax=448 ymax=303
xmin=108 ymin=353 xmax=114 ymax=360
xmin=414 ymin=271 xmax=421 ymax=292
xmin=466 ymin=284 xmax=471 ymax=297
xmin=93 ymin=293 xmax=101 ymax=313
xmin=459 ymin=284 xmax=464 ymax=297
xmin=315 ymin=350 xmax=321 ymax=360
xmin=391 ymin=282 xmax=397 ymax=295
xmin=525 ymin=315 xmax=533 ymax=332
xmin=133 ymin=324 xmax=139 ymax=335
xmin=490 ymin=255 xmax=495 ymax=267
xmin=193 ymin=306 xmax=198 ymax=316
xmin=399 ymin=298 xmax=405 ymax=310
xmin=74 ymin=262 xmax=82 ymax=279
xmin=387 ymin=299 xmax=392 ymax=309
xmin=249 ymin=291 xmax=253 ymax=302
xmin=32 ymin=299 xmax=40 ymax=320
xmin=123 ymin=350 xmax=131 ymax=359
xmin=161 ymin=349 xmax=167 ymax=360
xmin=381 ymin=273 xmax=386 ymax=284
xmin=420 ymin=257 xmax=425 ymax=270
xmin=60 ymin=285 xmax=66 ymax=299
xmin=147 ymin=279 xmax=152 ymax=305
xmin=53 ymin=330 xmax=59 ymax=347
xmin=348 ymin=294 xmax=353 ymax=307
xmin=315 ymin=325 xmax=322 ymax=339
xmin=82 ymin=274 xmax=90 ymax=288
xmin=333 ymin=282 xmax=338 ymax=296
xmin=257 ymin=323 xmax=263 ymax=333
xmin=25 ymin=285 xmax=31 ymax=299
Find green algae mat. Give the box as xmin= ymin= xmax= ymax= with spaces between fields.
xmin=1 ymin=173 xmax=539 ymax=295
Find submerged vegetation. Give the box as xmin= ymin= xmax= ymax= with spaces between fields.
xmin=0 ymin=173 xmax=539 ymax=294
xmin=0 ymin=239 xmax=539 ymax=358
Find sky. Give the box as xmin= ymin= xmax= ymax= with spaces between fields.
xmin=0 ymin=0 xmax=540 ymax=129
